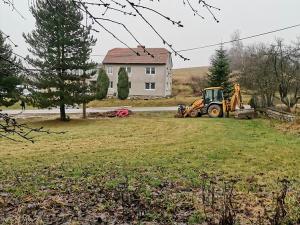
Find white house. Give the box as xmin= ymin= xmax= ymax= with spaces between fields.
xmin=100 ymin=45 xmax=173 ymax=98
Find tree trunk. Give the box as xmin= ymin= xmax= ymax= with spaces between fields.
xmin=266 ymin=93 xmax=274 ymax=107
xmin=83 ymin=102 xmax=87 ymax=119
xmin=60 ymin=104 xmax=67 ymax=121
xmin=261 ymin=95 xmax=267 ymax=108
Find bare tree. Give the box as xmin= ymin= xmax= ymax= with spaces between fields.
xmin=30 ymin=0 xmax=220 ymax=61
xmin=228 ymin=30 xmax=244 ymax=72
xmin=270 ymin=39 xmax=300 ymax=111
xmin=2 ymin=0 xmax=220 ymax=63
xmin=239 ymin=43 xmax=277 ymax=107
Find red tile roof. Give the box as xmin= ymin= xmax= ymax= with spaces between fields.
xmin=102 ymin=46 xmax=170 ymax=65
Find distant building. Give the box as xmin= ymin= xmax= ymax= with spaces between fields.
xmin=100 ymin=45 xmax=173 ymax=98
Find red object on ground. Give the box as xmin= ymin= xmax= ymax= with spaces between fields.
xmin=88 ymin=108 xmax=132 ymax=118
xmin=115 ymin=109 xmax=130 ymax=117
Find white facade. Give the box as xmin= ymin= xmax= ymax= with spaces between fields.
xmin=101 ymin=63 xmax=172 ymax=98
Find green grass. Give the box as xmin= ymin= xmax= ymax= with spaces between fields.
xmin=1 ymin=112 xmax=299 ymax=196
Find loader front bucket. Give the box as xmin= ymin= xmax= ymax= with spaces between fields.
xmin=175 ymin=104 xmax=186 ymax=118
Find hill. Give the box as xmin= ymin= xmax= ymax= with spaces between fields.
xmin=173 ymin=66 xmax=209 ymax=82
xmin=172 ymin=66 xmax=209 ymax=96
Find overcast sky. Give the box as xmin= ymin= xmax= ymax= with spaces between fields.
xmin=1 ymin=0 xmax=299 ymax=68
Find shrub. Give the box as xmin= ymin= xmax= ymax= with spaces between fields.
xmin=96 ymin=68 xmax=109 ymax=100
xmin=117 ymin=68 xmax=129 ymax=100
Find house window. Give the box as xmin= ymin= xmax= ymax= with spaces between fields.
xmin=145 ymin=82 xmax=155 ymax=90
xmin=129 ymin=81 xmax=131 ymax=89
xmin=146 ymin=67 xmax=155 ymax=75
xmin=107 ymin=66 xmax=113 ymax=74
xmin=125 ymin=67 xmax=131 ymax=74
xmin=120 ymin=66 xmax=131 ymax=75
xmin=109 ymin=81 xmax=113 ymax=88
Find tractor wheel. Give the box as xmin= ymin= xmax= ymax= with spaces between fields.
xmin=208 ymin=104 xmax=222 ymax=118
xmin=190 ymin=110 xmax=198 ymax=118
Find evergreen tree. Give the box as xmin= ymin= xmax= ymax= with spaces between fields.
xmin=96 ymin=68 xmax=109 ymax=100
xmin=117 ymin=68 xmax=129 ymax=100
xmin=23 ymin=0 xmax=96 ymax=121
xmin=0 ymin=31 xmax=21 ymax=107
xmin=208 ymin=46 xmax=232 ymax=98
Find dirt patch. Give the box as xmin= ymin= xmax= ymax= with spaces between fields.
xmin=1 ymin=174 xmax=299 ymax=225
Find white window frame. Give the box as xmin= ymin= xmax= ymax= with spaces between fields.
xmin=145 ymin=67 xmax=156 ymax=75
xmin=120 ymin=66 xmax=132 ymax=76
xmin=125 ymin=66 xmax=131 ymax=75
xmin=109 ymin=81 xmax=113 ymax=89
xmin=107 ymin=66 xmax=113 ymax=75
xmin=145 ymin=82 xmax=155 ymax=90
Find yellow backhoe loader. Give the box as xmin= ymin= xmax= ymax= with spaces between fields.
xmin=176 ymin=84 xmax=255 ymax=119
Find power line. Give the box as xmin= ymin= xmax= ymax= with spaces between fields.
xmin=178 ymin=23 xmax=300 ymax=53
xmin=0 ymin=30 xmax=18 ymax=47
xmin=2 ymin=0 xmax=26 ymax=19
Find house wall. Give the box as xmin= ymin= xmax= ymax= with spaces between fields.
xmin=103 ymin=63 xmax=172 ymax=98
xmin=165 ymin=55 xmax=173 ymax=97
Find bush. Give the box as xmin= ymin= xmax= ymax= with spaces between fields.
xmin=189 ymin=76 xmax=208 ymax=95
xmin=96 ymin=68 xmax=109 ymax=100
xmin=117 ymin=68 xmax=129 ymax=100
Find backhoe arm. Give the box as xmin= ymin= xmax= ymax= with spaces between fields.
xmin=230 ymin=84 xmax=243 ymax=111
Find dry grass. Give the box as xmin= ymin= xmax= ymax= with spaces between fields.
xmin=173 ymin=66 xmax=209 ymax=96
xmin=173 ymin=66 xmax=209 ymax=84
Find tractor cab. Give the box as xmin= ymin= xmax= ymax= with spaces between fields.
xmin=198 ymin=87 xmax=225 ymax=118
xmin=203 ymin=87 xmax=224 ymax=104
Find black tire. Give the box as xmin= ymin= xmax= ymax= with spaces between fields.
xmin=208 ymin=104 xmax=222 ymax=118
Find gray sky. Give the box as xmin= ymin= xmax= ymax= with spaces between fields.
xmin=1 ymin=0 xmax=299 ymax=68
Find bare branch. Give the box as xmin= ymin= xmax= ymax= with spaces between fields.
xmin=0 ymin=113 xmax=65 ymax=143
xmin=1 ymin=0 xmax=26 ymax=19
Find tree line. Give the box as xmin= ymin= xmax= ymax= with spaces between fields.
xmin=228 ymin=32 xmax=300 ymax=112
xmin=0 ymin=0 xmax=130 ymax=121
xmin=201 ymin=31 xmax=300 ymax=113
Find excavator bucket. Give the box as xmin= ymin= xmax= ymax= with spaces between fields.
xmin=234 ymin=108 xmax=256 ymax=119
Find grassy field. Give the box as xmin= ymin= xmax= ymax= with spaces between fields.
xmin=1 ymin=113 xmax=299 ymax=193
xmin=1 ymin=113 xmax=300 ymax=223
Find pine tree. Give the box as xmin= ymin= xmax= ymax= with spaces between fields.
xmin=96 ymin=68 xmax=109 ymax=100
xmin=208 ymin=46 xmax=232 ymax=98
xmin=117 ymin=68 xmax=129 ymax=100
xmin=23 ymin=0 xmax=96 ymax=121
xmin=0 ymin=31 xmax=21 ymax=107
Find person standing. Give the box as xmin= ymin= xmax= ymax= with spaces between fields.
xmin=20 ymin=100 xmax=26 ymax=111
